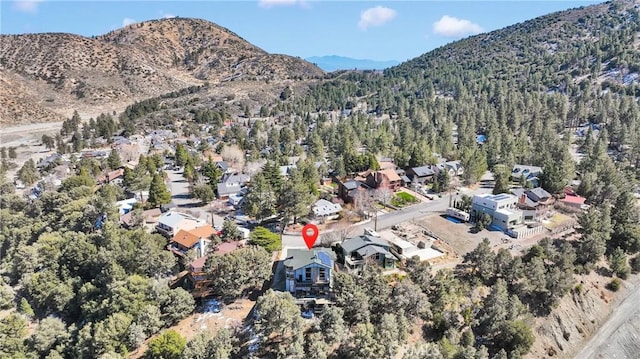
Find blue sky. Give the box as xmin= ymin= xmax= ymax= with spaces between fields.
xmin=1 ymin=0 xmax=603 ymax=61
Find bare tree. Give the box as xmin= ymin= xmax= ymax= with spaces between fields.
xmin=319 ymin=219 xmax=356 ymax=246
xmin=376 ymin=187 xmax=393 ymax=207
xmin=353 ymin=189 xmax=376 ymax=219
xmin=221 ymin=144 xmax=245 ymax=171
xmin=244 ymin=159 xmax=267 ymax=177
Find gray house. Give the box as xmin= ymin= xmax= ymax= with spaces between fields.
xmin=340 ymin=235 xmax=398 ymax=271
xmin=406 ymin=165 xmax=437 ymax=184
xmin=284 ymin=248 xmax=335 ymax=298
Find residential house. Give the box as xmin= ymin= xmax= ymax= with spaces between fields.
xmin=337 ymin=179 xmax=362 ymax=204
xmin=217 ymin=173 xmax=250 ymax=200
xmin=115 ymin=197 xmax=139 ymax=215
xmin=406 ymin=165 xmax=437 ymax=185
xmin=279 ymin=165 xmax=297 ymax=177
xmin=119 ymin=208 xmax=162 ymax=229
xmin=284 ymin=248 xmax=335 ymax=297
xmin=378 ymin=161 xmax=397 ymax=171
xmin=339 ymin=235 xmax=399 ymax=271
xmin=312 ymin=199 xmax=343 ymax=221
xmin=99 ymin=168 xmax=125 ymax=185
xmin=185 ymin=240 xmax=243 ymax=298
xmin=215 ymin=161 xmax=231 ymax=173
xmin=156 ymin=211 xmax=206 ymax=237
xmin=436 ymin=160 xmax=464 ymax=178
xmin=511 ymin=164 xmax=543 ymax=187
xmin=168 ymin=224 xmax=216 ymax=257
xmin=37 ymin=153 xmax=62 ymax=169
xmin=510 ymin=187 xmax=554 ymax=221
xmin=561 ymin=194 xmax=587 ymax=209
xmin=365 ymin=169 xmax=402 ymax=192
xmin=471 ymin=193 xmax=523 ymax=231
xmin=380 ymin=231 xmax=445 ymax=262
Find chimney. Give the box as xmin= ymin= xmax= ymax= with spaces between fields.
xmin=198 ymin=237 xmax=207 ymax=257
xmin=520 ymin=194 xmax=527 ymax=204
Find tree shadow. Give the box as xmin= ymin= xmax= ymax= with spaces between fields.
xmin=595 ymin=266 xmax=613 ymax=277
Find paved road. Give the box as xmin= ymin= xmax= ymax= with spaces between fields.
xmin=281 ymin=172 xmax=495 ymax=249
xmin=573 ymin=280 xmax=640 ymax=359
xmin=166 ymin=169 xmax=196 ymax=207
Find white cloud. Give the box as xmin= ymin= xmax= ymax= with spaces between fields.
xmin=258 ymin=0 xmax=298 ymax=8
xmin=432 ymin=15 xmax=483 ymax=37
xmin=122 ymin=18 xmax=136 ymax=27
xmin=13 ymin=0 xmax=43 ymax=13
xmin=358 ymin=6 xmax=397 ymax=31
xmin=162 ymin=13 xmax=176 ymax=19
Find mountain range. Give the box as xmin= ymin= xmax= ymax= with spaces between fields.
xmin=2 ymin=0 xmax=640 ymax=125
xmin=305 ymin=55 xmax=400 ymax=72
xmin=0 ymin=18 xmax=323 ymax=124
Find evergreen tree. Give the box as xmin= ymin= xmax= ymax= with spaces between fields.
xmin=147 ymin=173 xmax=171 ymax=208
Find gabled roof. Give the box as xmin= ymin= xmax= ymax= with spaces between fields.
xmin=562 ymin=195 xmax=586 ymax=205
xmin=221 ymin=173 xmax=250 ymax=185
xmin=379 ymin=168 xmax=402 ymax=182
xmin=158 ymin=211 xmax=200 ymax=228
xmin=410 ymin=166 xmax=436 ymax=177
xmin=217 ymin=182 xmax=242 ymax=196
xmin=216 ymin=161 xmax=229 ymax=171
xmin=285 ymin=248 xmax=335 ymax=271
xmin=341 ymin=235 xmax=390 ymax=254
xmin=511 ymin=164 xmax=543 ymax=179
xmin=527 ymin=187 xmax=551 ymax=201
xmin=189 ymin=224 xmax=217 ymax=239
xmin=312 ymin=199 xmax=343 ymax=216
xmin=343 ymin=180 xmax=360 ymax=190
xmin=357 ymin=245 xmax=391 ymax=258
xmin=172 ymin=230 xmax=200 ymax=249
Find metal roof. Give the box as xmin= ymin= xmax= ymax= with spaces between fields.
xmin=284 ymin=248 xmax=335 ymax=270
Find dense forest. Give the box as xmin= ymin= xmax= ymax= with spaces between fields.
xmin=2 ymin=0 xmax=640 ymax=358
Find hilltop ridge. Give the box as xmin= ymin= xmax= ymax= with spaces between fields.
xmin=0 ymin=17 xmax=323 ymax=124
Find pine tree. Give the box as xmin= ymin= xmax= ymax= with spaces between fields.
xmin=147 ymin=173 xmax=171 ymax=208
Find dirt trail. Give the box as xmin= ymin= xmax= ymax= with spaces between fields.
xmin=573 ymin=277 xmax=640 ymax=359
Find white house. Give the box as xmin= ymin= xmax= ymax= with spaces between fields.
xmin=471 ymin=193 xmax=523 ymax=231
xmin=116 ymin=198 xmax=139 ymax=215
xmin=156 ymin=211 xmax=206 ymax=237
xmin=312 ymin=199 xmax=342 ymax=220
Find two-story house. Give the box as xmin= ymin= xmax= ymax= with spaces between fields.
xmin=365 ymin=169 xmax=403 ymax=192
xmin=217 ymin=172 xmax=250 ymax=200
xmin=406 ymin=165 xmax=437 ymax=185
xmin=156 ymin=211 xmax=206 ymax=238
xmin=339 ymin=235 xmax=398 ymax=272
xmin=511 ymin=164 xmax=543 ymax=188
xmin=284 ymin=248 xmax=335 ymax=298
xmin=510 ymin=187 xmax=554 ymax=221
xmin=471 ymin=193 xmax=523 ymax=231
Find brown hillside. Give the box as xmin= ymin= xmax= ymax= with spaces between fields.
xmin=0 ymin=17 xmax=323 ymax=124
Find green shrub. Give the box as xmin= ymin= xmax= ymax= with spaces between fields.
xmin=630 ymin=255 xmax=640 ymax=274
xmin=606 ymin=278 xmax=622 ymax=292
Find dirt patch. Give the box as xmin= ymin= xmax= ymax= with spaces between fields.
xmin=128 ymin=298 xmax=255 ymax=359
xmin=417 ymin=214 xmax=510 ymax=256
xmin=525 ymin=272 xmax=640 ymax=359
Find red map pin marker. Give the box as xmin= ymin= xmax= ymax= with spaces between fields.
xmin=302 ymin=224 xmax=319 ymax=250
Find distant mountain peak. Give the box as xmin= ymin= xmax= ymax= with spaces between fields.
xmin=306 ymin=55 xmax=400 ymax=72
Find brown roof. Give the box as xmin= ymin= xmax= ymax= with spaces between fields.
xmin=215 ymin=241 xmax=242 ymax=255
xmin=189 ymin=224 xmax=217 ymax=239
xmin=189 ymin=255 xmax=209 ymax=272
xmin=380 ymin=168 xmax=402 ymax=182
xmin=172 ymin=230 xmax=200 ymax=249
xmin=378 ymin=161 xmax=396 ymax=171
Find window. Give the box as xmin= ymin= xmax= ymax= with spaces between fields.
xmin=319 ymin=268 xmax=326 ymax=281
xmin=305 ymin=268 xmax=311 ymax=280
